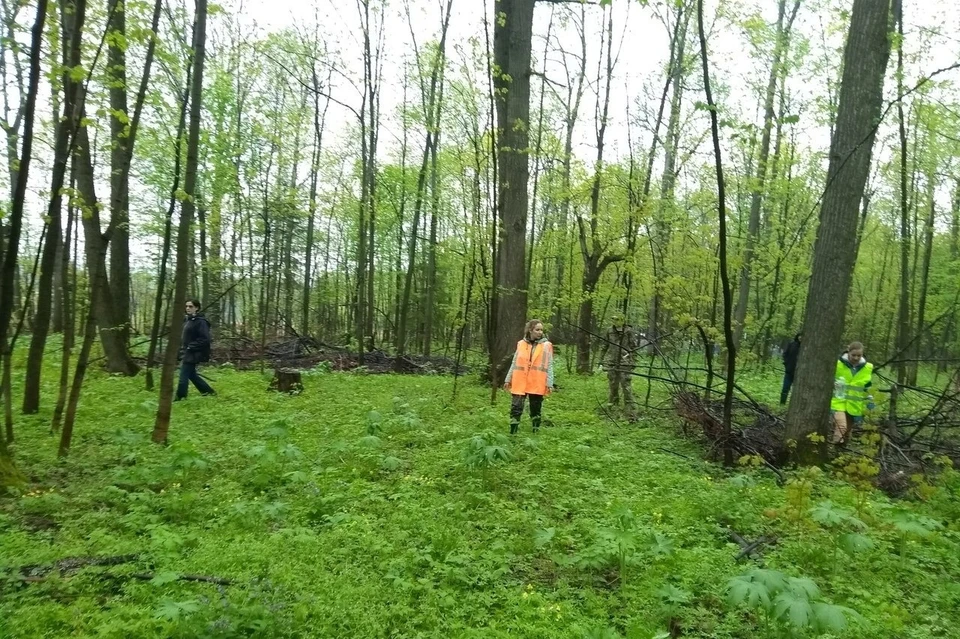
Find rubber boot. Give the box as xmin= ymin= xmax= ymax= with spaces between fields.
xmin=510 ymin=420 xmax=519 ymax=435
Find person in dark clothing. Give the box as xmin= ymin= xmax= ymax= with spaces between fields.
xmin=780 ymin=333 xmax=801 ymax=405
xmin=176 ymin=299 xmax=215 ymax=401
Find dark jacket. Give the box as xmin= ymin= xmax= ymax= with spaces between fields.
xmin=783 ymin=337 xmax=801 ymax=374
xmin=180 ymin=313 xmax=211 ymax=364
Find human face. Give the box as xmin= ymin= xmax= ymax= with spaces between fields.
xmin=185 ymin=301 xmax=198 ymax=317
xmin=848 ymin=349 xmax=863 ymax=365
xmin=530 ymin=323 xmax=544 ymax=340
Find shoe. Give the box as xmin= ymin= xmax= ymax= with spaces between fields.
xmin=201 ymin=391 xmax=217 ymax=397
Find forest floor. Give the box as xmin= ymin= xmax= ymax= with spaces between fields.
xmin=1 ymin=355 xmax=958 ymax=638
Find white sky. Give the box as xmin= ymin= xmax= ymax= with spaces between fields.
xmin=6 ymin=0 xmax=960 ymax=266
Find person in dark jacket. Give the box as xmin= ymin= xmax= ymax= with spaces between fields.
xmin=176 ymin=299 xmax=215 ymax=401
xmin=780 ymin=333 xmax=801 ymax=405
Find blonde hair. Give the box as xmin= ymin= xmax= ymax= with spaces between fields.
xmin=524 ymin=319 xmax=544 ymax=340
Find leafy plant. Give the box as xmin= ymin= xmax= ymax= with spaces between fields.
xmin=890 ymin=511 xmax=941 ymax=558
xmin=575 ymin=505 xmax=673 ymax=587
xmin=783 ymin=466 xmax=821 ymax=529
xmin=727 ymin=568 xmax=861 ymax=636
xmin=808 ymin=500 xmax=874 ymax=565
xmin=462 ymin=433 xmax=513 ymax=483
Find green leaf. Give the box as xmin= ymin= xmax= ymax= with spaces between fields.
xmin=811 ymin=602 xmax=861 ymax=632
xmin=773 ymin=593 xmax=814 ymax=629
xmin=534 ymin=527 xmax=556 ymax=549
xmin=727 ymin=575 xmax=771 ymax=609
xmin=782 ymin=114 xmax=801 ymax=124
xmin=786 ymin=576 xmax=820 ymax=600
xmin=656 ymin=584 xmax=691 ymax=605
xmin=381 ymin=456 xmax=402 ymax=471
xmin=149 ymin=571 xmax=181 ymax=586
xmin=154 ymin=599 xmax=200 ymax=622
xmin=838 ymin=532 xmax=874 ymax=555
xmin=358 ymin=435 xmax=383 ymax=449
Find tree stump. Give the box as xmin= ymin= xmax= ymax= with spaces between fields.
xmin=269 ymin=368 xmax=303 ymax=394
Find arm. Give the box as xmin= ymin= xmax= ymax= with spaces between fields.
xmin=187 ymin=319 xmax=211 ymax=351
xmin=504 ymin=348 xmax=519 ymax=384
xmin=546 ymin=343 xmax=555 ymax=389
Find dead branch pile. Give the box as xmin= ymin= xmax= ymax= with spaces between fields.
xmin=671 ymin=387 xmax=960 ymax=496
xmin=673 ymin=391 xmax=790 ymax=468
xmin=210 ymin=337 xmax=469 ymax=375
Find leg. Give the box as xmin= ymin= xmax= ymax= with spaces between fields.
xmin=607 ymin=370 xmax=620 ymax=406
xmin=509 ymin=394 xmax=525 ymax=435
xmin=528 ymin=394 xmax=543 ymax=432
xmin=621 ymin=373 xmax=637 ymax=422
xmin=780 ymin=372 xmax=793 ymax=405
xmin=844 ymin=414 xmax=861 ymax=445
xmin=188 ymin=366 xmax=215 ymax=395
xmin=176 ymin=362 xmax=192 ymax=400
xmin=832 ymin=411 xmax=848 ymax=444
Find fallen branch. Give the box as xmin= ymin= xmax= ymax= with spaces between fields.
xmin=17 ymin=554 xmax=140 ymax=578
xmin=127 ymin=572 xmax=233 ymax=586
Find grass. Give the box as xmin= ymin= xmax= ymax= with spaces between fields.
xmin=0 ymin=357 xmax=958 ymax=638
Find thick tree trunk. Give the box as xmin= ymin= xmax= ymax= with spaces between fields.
xmin=107 ymin=0 xmax=131 ymax=347
xmin=490 ymin=0 xmax=535 ymax=384
xmin=785 ymin=0 xmax=892 ymax=463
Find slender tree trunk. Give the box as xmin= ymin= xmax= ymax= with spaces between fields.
xmin=785 ymin=0 xmax=892 ymax=463
xmin=51 ymin=199 xmax=76 ymax=433
xmin=145 ymin=69 xmax=191 ymax=390
xmin=911 ymin=178 xmax=936 ymax=372
xmin=698 ymin=0 xmax=736 ymax=467
xmin=732 ymin=0 xmax=801 ymax=347
xmin=23 ymin=0 xmax=76 ymax=414
xmin=153 ymin=0 xmax=208 ymax=444
xmin=894 ymin=8 xmax=910 ymax=386
xmin=0 ymin=0 xmax=47 ymax=451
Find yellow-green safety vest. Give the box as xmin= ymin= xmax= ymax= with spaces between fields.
xmin=830 ymin=358 xmax=873 ymax=417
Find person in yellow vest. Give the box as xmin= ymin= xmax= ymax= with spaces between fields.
xmin=503 ymin=319 xmax=555 ymax=434
xmin=831 ymin=341 xmax=874 ymax=445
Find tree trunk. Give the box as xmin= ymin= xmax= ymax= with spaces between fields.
xmin=0 ymin=0 xmax=47 ymax=450
xmin=490 ymin=0 xmax=535 ymax=384
xmin=911 ymin=178 xmax=936 ymax=376
xmin=894 ymin=8 xmax=910 ymax=386
xmin=23 ymin=0 xmax=73 ymax=414
xmin=145 ymin=68 xmax=191 ymax=391
xmin=649 ymin=1 xmax=689 ymax=345
xmin=107 ymin=0 xmax=131 ymax=347
xmin=51 ymin=199 xmax=76 ymax=433
xmin=0 ymin=0 xmax=46 ymax=350
xmin=785 ymin=0 xmax=892 ymax=463
xmin=698 ymin=0 xmax=736 ymax=467
xmin=732 ymin=0 xmax=801 ymax=347
xmin=153 ymin=0 xmax=208 ymax=445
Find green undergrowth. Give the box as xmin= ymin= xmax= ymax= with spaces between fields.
xmin=1 ymin=362 xmax=958 ymax=638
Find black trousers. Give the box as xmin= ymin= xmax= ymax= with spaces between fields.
xmin=510 ymin=393 xmax=543 ymax=433
xmin=177 ymin=361 xmax=214 ymax=399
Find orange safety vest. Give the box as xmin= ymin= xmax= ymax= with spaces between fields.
xmin=505 ymin=338 xmax=554 ymax=396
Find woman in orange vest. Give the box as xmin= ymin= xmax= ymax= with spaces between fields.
xmin=503 ymin=319 xmax=555 ymax=434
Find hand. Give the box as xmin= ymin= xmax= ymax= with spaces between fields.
xmin=502 ymin=383 xmax=510 ymax=391
xmin=545 ymin=387 xmax=553 ymax=396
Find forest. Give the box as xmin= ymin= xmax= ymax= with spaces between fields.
xmin=1 ymin=0 xmax=959 ymax=637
